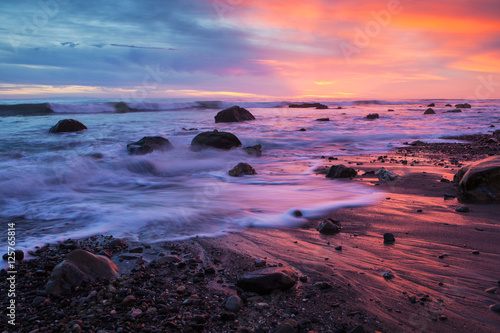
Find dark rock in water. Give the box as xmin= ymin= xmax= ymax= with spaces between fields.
xmin=409 ymin=140 xmax=426 ymax=146
xmin=244 ymin=144 xmax=262 ymax=157
xmin=455 ymin=206 xmax=470 ymax=213
xmin=388 ymin=109 xmax=394 ymax=111
xmin=214 ymin=105 xmax=256 ymax=123
xmin=427 ymin=103 xmax=435 ymax=107
xmin=446 ymin=109 xmax=462 ymax=113
xmin=455 ymin=103 xmax=471 ymax=108
xmin=2 ymin=250 xmax=24 ymax=261
xmin=316 ymin=118 xmax=330 ymax=121
xmin=289 ymin=103 xmax=327 ymax=109
xmin=376 ymin=167 xmax=399 ymax=181
xmin=335 ymin=245 xmax=342 ymax=251
xmin=298 ymin=128 xmax=307 ymax=131
xmin=490 ymin=304 xmax=500 ymax=313
xmin=318 ymin=218 xmax=341 ymax=235
xmin=326 ymin=165 xmax=357 ymax=178
xmin=127 ymin=136 xmax=173 ymax=155
xmin=108 ymin=238 xmax=127 ymax=249
xmin=125 ymin=160 xmax=157 ymax=174
xmin=366 ymin=113 xmax=379 ymax=119
xmin=384 ymin=233 xmax=395 ymax=243
xmin=237 ymin=267 xmax=298 ymax=294
xmin=455 ymin=156 xmax=500 ymax=201
xmin=229 ymin=163 xmax=256 ymax=177
xmin=49 ymin=119 xmax=88 ymax=133
xmin=424 ymin=108 xmax=435 ymax=114
xmin=114 ymin=101 xmax=131 ymax=113
xmin=191 ymin=130 xmax=242 ymax=151
xmin=46 ymin=249 xmax=119 ymax=295
xmin=445 ymin=104 xmax=452 ymax=107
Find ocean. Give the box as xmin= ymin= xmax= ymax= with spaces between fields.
xmin=0 ymin=98 xmax=498 ymax=253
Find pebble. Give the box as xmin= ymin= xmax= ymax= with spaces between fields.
xmin=382 ymin=270 xmax=394 ymax=279
xmin=485 ymin=287 xmax=498 ymax=294
xmin=335 ymin=246 xmax=342 ymax=251
xmin=490 ymin=304 xmax=500 ymax=313
xmin=472 ymin=250 xmax=480 ymax=255
xmin=121 ymin=295 xmax=137 ymax=306
xmin=314 ymin=282 xmax=332 ymax=290
xmin=225 ymin=295 xmax=243 ymax=312
xmin=455 ymin=206 xmax=470 ymax=213
xmin=255 ymin=259 xmax=266 ymax=267
xmin=383 ymin=233 xmax=395 ymax=243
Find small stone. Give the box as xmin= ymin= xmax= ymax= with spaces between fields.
xmin=299 ymin=275 xmax=307 ymax=282
xmin=225 ymin=295 xmax=243 ymax=312
xmin=156 ymin=255 xmax=181 ymax=264
xmin=121 ymin=295 xmax=137 ymax=306
xmin=383 ymin=233 xmax=395 ymax=243
xmin=229 ymin=163 xmax=257 ymax=177
xmin=455 ymin=206 xmax=470 ymax=213
xmin=130 ymin=308 xmax=142 ymax=318
xmin=109 ymin=238 xmax=127 ymax=249
xmin=439 ymin=315 xmax=447 ymax=321
xmin=318 ymin=218 xmax=341 ymax=235
xmin=292 ymin=210 xmax=302 ymax=217
xmin=32 ymin=296 xmax=48 ymax=307
xmin=349 ymin=325 xmax=365 ymax=333
xmin=255 ymin=259 xmax=267 ymax=267
xmin=485 ymin=287 xmax=498 ymax=294
xmin=472 ymin=250 xmax=480 ymax=255
xmin=272 ymin=323 xmax=296 ymax=333
xmin=382 ymin=270 xmax=394 ymax=279
xmin=335 ymin=246 xmax=342 ymax=251
xmin=2 ymin=250 xmax=24 ymax=261
xmin=490 ymin=304 xmax=500 ymax=313
xmin=129 ymin=247 xmax=143 ymax=253
xmin=256 ymin=302 xmax=270 ymax=309
xmin=366 ymin=113 xmax=379 ymax=119
xmin=316 ymin=118 xmax=330 ymax=121
xmin=314 ymin=282 xmax=332 ymax=290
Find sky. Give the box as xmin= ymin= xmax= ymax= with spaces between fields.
xmin=1 ymin=0 xmax=499 ymax=100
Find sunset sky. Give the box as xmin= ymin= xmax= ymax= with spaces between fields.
xmin=1 ymin=0 xmax=499 ymax=100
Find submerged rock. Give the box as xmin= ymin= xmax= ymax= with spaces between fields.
xmin=424 ymin=108 xmax=435 ymax=114
xmin=229 ymin=163 xmax=256 ymax=177
xmin=237 ymin=267 xmax=298 ymax=294
xmin=326 ymin=165 xmax=357 ymax=178
xmin=366 ymin=113 xmax=379 ymax=119
xmin=127 ymin=136 xmax=173 ymax=155
xmin=49 ymin=119 xmax=88 ymax=133
xmin=46 ymin=249 xmax=119 ymax=295
xmin=315 ymin=118 xmax=330 ymax=121
xmin=289 ymin=103 xmax=328 ymax=109
xmin=244 ymin=144 xmax=262 ymax=156
xmin=214 ymin=105 xmax=256 ymax=123
xmin=455 ymin=103 xmax=471 ymax=108
xmin=455 ymin=156 xmax=500 ymax=201
xmin=376 ymin=167 xmax=399 ymax=181
xmin=446 ymin=109 xmax=463 ymax=113
xmin=114 ymin=101 xmax=131 ymax=113
xmin=318 ymin=218 xmax=341 ymax=235
xmin=427 ymin=103 xmax=435 ymax=107
xmin=191 ymin=130 xmax=242 ymax=151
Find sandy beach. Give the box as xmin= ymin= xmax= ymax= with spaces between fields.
xmin=2 ymin=133 xmax=500 ymax=333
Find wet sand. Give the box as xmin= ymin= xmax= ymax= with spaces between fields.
xmin=2 ymin=135 xmax=499 ymax=332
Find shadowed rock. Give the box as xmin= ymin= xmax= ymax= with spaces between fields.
xmin=316 ymin=118 xmax=330 ymax=121
xmin=191 ymin=130 xmax=242 ymax=151
xmin=455 ymin=103 xmax=471 ymax=108
xmin=424 ymin=108 xmax=435 ymax=114
xmin=229 ymin=163 xmax=256 ymax=177
xmin=366 ymin=113 xmax=379 ymax=119
xmin=46 ymin=249 xmax=119 ymax=295
xmin=455 ymin=156 xmax=500 ymax=201
xmin=244 ymin=144 xmax=262 ymax=156
xmin=318 ymin=218 xmax=341 ymax=235
xmin=237 ymin=267 xmax=298 ymax=294
xmin=427 ymin=103 xmax=435 ymax=107
xmin=49 ymin=119 xmax=88 ymax=133
xmin=127 ymin=136 xmax=173 ymax=155
xmin=446 ymin=109 xmax=462 ymax=113
xmin=376 ymin=167 xmax=399 ymax=181
xmin=289 ymin=103 xmax=328 ymax=109
xmin=215 ymin=105 xmax=256 ymax=123
xmin=326 ymin=165 xmax=357 ymax=178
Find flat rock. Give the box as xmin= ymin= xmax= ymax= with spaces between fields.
xmin=46 ymin=249 xmax=119 ymax=295
xmin=316 ymin=118 xmax=330 ymax=121
xmin=127 ymin=136 xmax=173 ymax=155
xmin=455 ymin=103 xmax=471 ymax=108
xmin=376 ymin=167 xmax=399 ymax=181
xmin=289 ymin=103 xmax=327 ymax=109
xmin=229 ymin=163 xmax=256 ymax=177
xmin=191 ymin=130 xmax=242 ymax=151
xmin=455 ymin=156 xmax=500 ymax=201
xmin=214 ymin=105 xmax=255 ymax=123
xmin=49 ymin=119 xmax=88 ymax=133
xmin=366 ymin=113 xmax=379 ymax=119
xmin=446 ymin=109 xmax=462 ymax=113
xmin=326 ymin=164 xmax=357 ymax=178
xmin=237 ymin=267 xmax=298 ymax=294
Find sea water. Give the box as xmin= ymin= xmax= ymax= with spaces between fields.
xmin=0 ymin=99 xmax=498 ymax=251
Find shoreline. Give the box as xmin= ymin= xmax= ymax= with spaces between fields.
xmin=2 ymin=134 xmax=499 ymax=332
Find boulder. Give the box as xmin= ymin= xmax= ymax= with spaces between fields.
xmin=376 ymin=167 xmax=399 ymax=181
xmin=446 ymin=109 xmax=462 ymax=113
xmin=318 ymin=218 xmax=341 ymax=235
xmin=237 ymin=267 xmax=298 ymax=294
xmin=455 ymin=103 xmax=471 ymax=108
xmin=49 ymin=119 xmax=88 ymax=133
xmin=427 ymin=103 xmax=435 ymax=107
xmin=366 ymin=113 xmax=379 ymax=119
xmin=326 ymin=165 xmax=357 ymax=178
xmin=190 ymin=130 xmax=242 ymax=151
xmin=289 ymin=103 xmax=327 ymax=109
xmin=424 ymin=108 xmax=435 ymax=114
xmin=229 ymin=163 xmax=256 ymax=177
xmin=46 ymin=249 xmax=119 ymax=296
xmin=445 ymin=104 xmax=452 ymax=107
xmin=214 ymin=105 xmax=255 ymax=123
xmin=244 ymin=144 xmax=262 ymax=157
xmin=454 ymin=156 xmax=500 ymax=201
xmin=127 ymin=136 xmax=173 ymax=155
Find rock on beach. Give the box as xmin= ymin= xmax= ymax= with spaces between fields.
xmin=214 ymin=105 xmax=256 ymax=123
